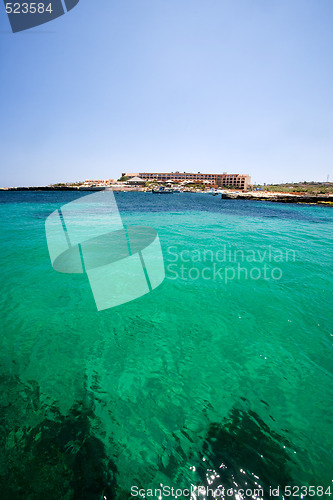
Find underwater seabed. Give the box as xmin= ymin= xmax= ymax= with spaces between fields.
xmin=0 ymin=367 xmax=315 ymax=500
xmin=0 ymin=285 xmax=331 ymax=499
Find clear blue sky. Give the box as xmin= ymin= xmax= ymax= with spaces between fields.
xmin=1 ymin=0 xmax=332 ymax=186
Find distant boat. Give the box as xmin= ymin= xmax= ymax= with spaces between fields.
xmin=152 ymin=187 xmax=174 ymax=194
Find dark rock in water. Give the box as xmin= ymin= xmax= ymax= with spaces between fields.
xmin=0 ymin=375 xmax=297 ymax=499
xmin=0 ymin=376 xmax=118 ymax=500
xmin=195 ymin=407 xmax=295 ymax=497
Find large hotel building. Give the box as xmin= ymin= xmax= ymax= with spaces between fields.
xmin=122 ymin=171 xmax=251 ymax=190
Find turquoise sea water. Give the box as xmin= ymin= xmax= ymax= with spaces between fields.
xmin=0 ymin=191 xmax=332 ymax=499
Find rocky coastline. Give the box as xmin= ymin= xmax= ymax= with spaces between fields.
xmin=221 ymin=192 xmax=333 ymax=205
xmin=1 ymin=186 xmax=332 ymax=204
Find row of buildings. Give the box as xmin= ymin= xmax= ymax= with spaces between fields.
xmin=77 ymin=171 xmax=251 ymax=190
xmin=122 ymin=171 xmax=251 ymax=190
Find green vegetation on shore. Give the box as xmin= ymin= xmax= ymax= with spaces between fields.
xmin=256 ymin=182 xmax=333 ymax=195
xmin=52 ymin=182 xmax=83 ymax=188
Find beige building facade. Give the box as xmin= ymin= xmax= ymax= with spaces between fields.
xmin=122 ymin=171 xmax=251 ymax=190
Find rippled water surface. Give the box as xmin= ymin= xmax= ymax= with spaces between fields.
xmin=0 ymin=191 xmax=332 ymax=499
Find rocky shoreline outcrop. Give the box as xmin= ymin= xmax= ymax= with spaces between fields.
xmin=221 ymin=192 xmax=333 ymax=205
